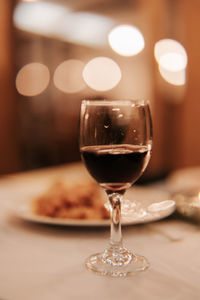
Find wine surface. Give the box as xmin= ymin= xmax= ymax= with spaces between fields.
xmin=81 ymin=144 xmax=150 ymax=190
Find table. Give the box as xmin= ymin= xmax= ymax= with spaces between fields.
xmin=0 ymin=163 xmax=200 ymax=300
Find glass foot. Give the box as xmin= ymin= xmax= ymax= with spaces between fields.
xmin=85 ymin=248 xmax=149 ymax=277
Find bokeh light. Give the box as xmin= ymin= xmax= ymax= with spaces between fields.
xmin=13 ymin=1 xmax=69 ymax=36
xmin=53 ymin=59 xmax=86 ymax=94
xmin=16 ymin=62 xmax=50 ymax=96
xmin=154 ymin=39 xmax=187 ymax=86
xmin=22 ymin=0 xmax=38 ymax=2
xmin=159 ymin=52 xmax=187 ymax=72
xmin=108 ymin=25 xmax=145 ymax=56
xmin=154 ymin=39 xmax=187 ymax=71
xmin=159 ymin=65 xmax=186 ymax=86
xmin=82 ymin=57 xmax=121 ymax=91
xmin=14 ymin=2 xmax=114 ymax=48
xmin=59 ymin=12 xmax=114 ymax=48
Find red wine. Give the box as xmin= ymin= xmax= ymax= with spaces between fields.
xmin=81 ymin=145 xmax=150 ymax=191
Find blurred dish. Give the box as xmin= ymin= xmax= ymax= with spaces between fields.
xmin=32 ymin=179 xmax=110 ymax=221
xmin=8 ymin=186 xmax=175 ymax=227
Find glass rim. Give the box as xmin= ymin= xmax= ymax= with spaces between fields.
xmin=81 ymin=99 xmax=150 ymax=106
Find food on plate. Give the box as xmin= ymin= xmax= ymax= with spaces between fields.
xmin=33 ymin=179 xmax=110 ymax=220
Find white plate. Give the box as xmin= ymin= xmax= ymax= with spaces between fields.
xmin=8 ymin=186 xmax=176 ymax=227
xmin=1 ymin=162 xmax=175 ymax=226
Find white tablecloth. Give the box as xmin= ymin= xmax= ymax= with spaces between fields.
xmin=0 ymin=164 xmax=200 ymax=300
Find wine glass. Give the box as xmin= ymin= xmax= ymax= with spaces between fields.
xmin=79 ymin=99 xmax=152 ymax=277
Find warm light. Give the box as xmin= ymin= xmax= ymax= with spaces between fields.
xmin=108 ymin=25 xmax=145 ymax=56
xmin=159 ymin=65 xmax=186 ymax=86
xmin=22 ymin=0 xmax=38 ymax=2
xmin=154 ymin=39 xmax=188 ymax=71
xmin=82 ymin=57 xmax=121 ymax=91
xmin=53 ymin=59 xmax=86 ymax=93
xmin=14 ymin=2 xmax=115 ymax=48
xmin=155 ymin=39 xmax=187 ymax=86
xmin=59 ymin=12 xmax=114 ymax=47
xmin=159 ymin=52 xmax=187 ymax=72
xmin=13 ymin=1 xmax=70 ymax=36
xmin=16 ymin=62 xmax=50 ymax=96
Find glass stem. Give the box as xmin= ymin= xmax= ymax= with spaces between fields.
xmin=107 ymin=192 xmax=124 ymax=249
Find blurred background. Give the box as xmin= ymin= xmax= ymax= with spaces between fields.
xmin=0 ymin=0 xmax=200 ymax=182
